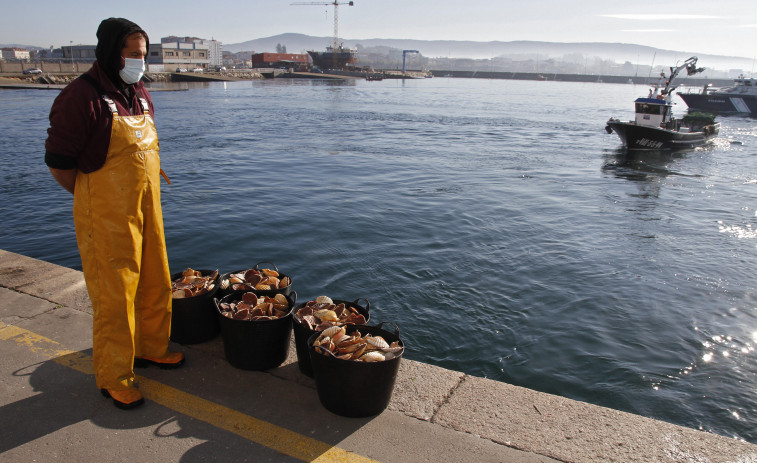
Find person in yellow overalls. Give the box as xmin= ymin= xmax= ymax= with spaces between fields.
xmin=45 ymin=18 xmax=183 ymax=410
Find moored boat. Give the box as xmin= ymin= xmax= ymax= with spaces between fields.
xmin=605 ymin=57 xmax=720 ymax=150
xmin=678 ymin=74 xmax=757 ymax=115
xmin=307 ymin=44 xmax=357 ymax=70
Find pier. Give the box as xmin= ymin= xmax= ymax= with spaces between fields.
xmin=1 ymin=248 xmax=755 ymax=462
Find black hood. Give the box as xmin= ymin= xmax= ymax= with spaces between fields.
xmin=95 ymin=17 xmax=149 ymax=87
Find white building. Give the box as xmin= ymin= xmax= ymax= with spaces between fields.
xmin=207 ymin=40 xmax=223 ymax=67
xmin=147 ymin=36 xmax=211 ymax=71
xmin=1 ymin=48 xmax=31 ymax=61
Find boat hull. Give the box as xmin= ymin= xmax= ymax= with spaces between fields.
xmin=606 ymin=120 xmax=719 ymax=150
xmin=678 ymin=93 xmax=754 ymax=115
xmin=307 ymin=50 xmax=357 ymax=70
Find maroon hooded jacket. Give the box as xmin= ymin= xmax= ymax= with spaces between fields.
xmin=45 ymin=18 xmax=155 ymax=173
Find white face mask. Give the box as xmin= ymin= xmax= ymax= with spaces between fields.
xmin=119 ymin=57 xmax=145 ymax=84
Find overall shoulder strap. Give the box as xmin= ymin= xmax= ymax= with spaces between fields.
xmin=138 ymin=97 xmax=150 ymax=115
xmin=78 ymin=74 xmax=119 ymax=116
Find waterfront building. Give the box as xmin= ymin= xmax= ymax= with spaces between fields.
xmin=61 ymin=45 xmax=96 ymax=61
xmin=1 ymin=47 xmax=31 ymax=61
xmin=207 ymin=39 xmax=223 ymax=67
xmin=147 ymin=36 xmax=211 ymax=71
xmin=251 ymin=52 xmax=309 ymax=70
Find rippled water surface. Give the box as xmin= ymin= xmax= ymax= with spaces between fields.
xmin=2 ymin=77 xmax=756 ymax=442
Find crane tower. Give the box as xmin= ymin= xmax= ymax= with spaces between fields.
xmin=291 ymin=1 xmax=354 ymax=68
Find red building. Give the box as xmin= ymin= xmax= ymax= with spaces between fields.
xmin=251 ymin=53 xmax=309 ymax=70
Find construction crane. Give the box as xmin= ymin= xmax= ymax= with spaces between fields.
xmin=402 ymin=50 xmax=419 ymax=74
xmin=291 ymin=1 xmax=354 ymax=68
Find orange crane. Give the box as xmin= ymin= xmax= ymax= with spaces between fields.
xmin=291 ymin=1 xmax=354 ymax=68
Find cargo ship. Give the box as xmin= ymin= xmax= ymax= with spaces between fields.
xmin=307 ymin=44 xmax=357 ymax=70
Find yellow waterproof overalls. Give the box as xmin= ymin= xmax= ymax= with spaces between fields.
xmin=73 ymin=91 xmax=172 ymax=391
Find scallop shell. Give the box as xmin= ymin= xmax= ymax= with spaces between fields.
xmin=315 ymin=295 xmax=333 ymax=304
xmin=314 ymin=309 xmax=338 ymax=322
xmin=366 ymin=336 xmax=389 ymax=350
xmin=182 ymin=268 xmax=200 ymax=277
xmin=261 ymin=276 xmax=280 ymax=287
xmin=261 ymin=268 xmax=279 ymax=277
xmin=382 ymin=346 xmax=404 ymax=354
xmin=337 ymin=341 xmax=366 ymax=354
xmin=321 ymin=325 xmax=343 ymax=338
xmin=241 ymin=292 xmax=259 ymax=304
xmin=360 ymin=351 xmax=385 ymax=362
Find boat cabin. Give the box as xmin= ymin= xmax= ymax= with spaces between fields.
xmin=634 ymin=97 xmax=672 ymax=128
xmin=729 ymin=74 xmax=756 ymax=94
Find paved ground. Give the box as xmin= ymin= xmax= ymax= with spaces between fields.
xmin=1 ymin=248 xmax=755 ymax=462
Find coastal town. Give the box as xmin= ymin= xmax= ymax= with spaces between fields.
xmin=1 ymin=36 xmax=324 ymax=76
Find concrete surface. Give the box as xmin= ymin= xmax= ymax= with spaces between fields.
xmin=1 ymin=248 xmax=755 ymax=462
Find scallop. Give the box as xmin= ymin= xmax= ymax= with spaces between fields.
xmin=365 ymin=336 xmax=389 ymax=350
xmin=315 ymin=295 xmax=333 ymax=304
xmin=172 ymin=289 xmax=188 ymax=299
xmin=261 ymin=268 xmax=280 ymax=277
xmin=360 ymin=351 xmax=386 ymax=362
xmin=321 ymin=325 xmax=344 ymax=339
xmin=314 ymin=309 xmax=338 ymax=322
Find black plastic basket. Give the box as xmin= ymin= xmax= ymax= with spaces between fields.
xmin=170 ymin=269 xmax=221 ymax=345
xmin=308 ymin=322 xmax=403 ymax=417
xmin=215 ymin=290 xmax=297 ymax=370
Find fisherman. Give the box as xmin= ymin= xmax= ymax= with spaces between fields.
xmin=44 ymin=17 xmax=183 ymax=410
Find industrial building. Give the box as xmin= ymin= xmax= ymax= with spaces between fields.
xmin=1 ymin=48 xmax=31 ymax=61
xmin=147 ymin=36 xmax=222 ymax=71
xmin=251 ymin=52 xmax=309 ymax=70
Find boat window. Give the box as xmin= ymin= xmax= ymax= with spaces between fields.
xmin=635 ymin=103 xmax=662 ymax=115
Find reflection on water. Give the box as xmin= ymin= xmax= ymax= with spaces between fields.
xmin=601 ymin=147 xmax=698 ymax=181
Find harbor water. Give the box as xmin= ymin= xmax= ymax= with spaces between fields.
xmin=1 ymin=77 xmax=756 ymax=442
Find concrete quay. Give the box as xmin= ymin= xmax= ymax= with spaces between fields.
xmin=1 ymin=248 xmax=755 ymax=462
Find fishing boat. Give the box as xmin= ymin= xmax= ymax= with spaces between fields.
xmin=605 ymin=57 xmax=720 ymax=150
xmin=678 ymin=74 xmax=757 ymax=115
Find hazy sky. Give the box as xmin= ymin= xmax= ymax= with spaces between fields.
xmin=3 ymin=0 xmax=756 ymax=60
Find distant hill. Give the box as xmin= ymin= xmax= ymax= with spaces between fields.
xmin=225 ymin=33 xmax=754 ymax=73
xmin=0 ymin=44 xmax=46 ymax=51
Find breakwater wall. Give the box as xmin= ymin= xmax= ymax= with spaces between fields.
xmin=426 ymin=70 xmax=734 ymax=87
xmin=0 ymin=61 xmax=88 ymax=74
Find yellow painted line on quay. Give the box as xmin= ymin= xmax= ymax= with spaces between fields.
xmin=0 ymin=322 xmax=377 ymax=463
